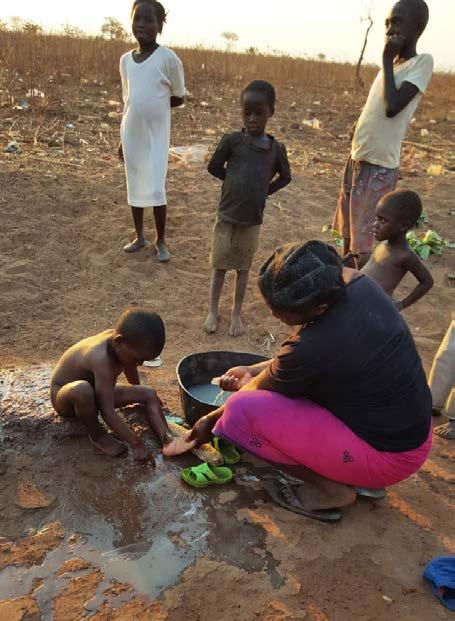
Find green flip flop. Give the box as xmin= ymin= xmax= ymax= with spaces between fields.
xmin=213 ymin=437 xmax=241 ymax=465
xmin=181 ymin=462 xmax=234 ymax=488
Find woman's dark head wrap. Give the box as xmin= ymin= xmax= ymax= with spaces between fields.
xmin=258 ymin=241 xmax=345 ymax=314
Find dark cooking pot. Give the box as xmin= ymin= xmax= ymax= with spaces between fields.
xmin=176 ymin=350 xmax=269 ymax=426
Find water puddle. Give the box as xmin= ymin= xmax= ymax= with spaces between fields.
xmin=0 ymin=365 xmax=275 ymax=618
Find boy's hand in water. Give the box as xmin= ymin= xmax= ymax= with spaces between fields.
xmin=219 ymin=366 xmax=253 ymax=392
xmin=132 ymin=441 xmax=155 ymax=465
xmin=118 ymin=142 xmax=124 ymax=161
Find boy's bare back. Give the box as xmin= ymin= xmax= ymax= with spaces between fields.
xmin=51 ymin=330 xmax=122 ymax=390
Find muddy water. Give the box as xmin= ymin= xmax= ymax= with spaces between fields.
xmin=0 ymin=365 xmax=272 ymax=619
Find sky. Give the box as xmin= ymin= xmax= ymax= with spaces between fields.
xmin=1 ymin=0 xmax=454 ymax=70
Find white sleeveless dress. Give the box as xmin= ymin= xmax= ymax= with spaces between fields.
xmin=120 ymin=46 xmax=185 ymax=207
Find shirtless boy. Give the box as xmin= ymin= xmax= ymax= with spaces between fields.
xmin=50 ymin=308 xmax=172 ymax=463
xmin=362 ymin=190 xmax=433 ymax=310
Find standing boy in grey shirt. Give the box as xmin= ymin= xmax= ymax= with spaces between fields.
xmin=204 ymin=80 xmax=291 ymax=337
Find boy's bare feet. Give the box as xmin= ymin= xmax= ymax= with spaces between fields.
xmin=162 ymin=434 xmax=196 ymax=457
xmin=132 ymin=442 xmax=156 ymax=464
xmin=155 ymin=241 xmax=170 ymax=262
xmin=229 ymin=314 xmax=244 ymax=337
xmin=89 ymin=432 xmax=128 ymax=457
xmin=434 ymin=421 xmax=455 ymax=440
xmin=203 ymin=311 xmax=218 ymax=333
xmin=124 ymin=238 xmax=145 ymax=253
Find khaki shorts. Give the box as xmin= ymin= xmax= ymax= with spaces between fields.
xmin=210 ymin=218 xmax=261 ymax=271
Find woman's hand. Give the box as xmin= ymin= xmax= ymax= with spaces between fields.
xmin=219 ymin=366 xmax=253 ymax=392
xmin=186 ymin=414 xmax=217 ymax=448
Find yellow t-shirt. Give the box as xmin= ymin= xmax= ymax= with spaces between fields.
xmin=351 ymin=54 xmax=434 ymax=169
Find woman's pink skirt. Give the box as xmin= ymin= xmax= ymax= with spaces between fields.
xmin=213 ymin=391 xmax=432 ymax=488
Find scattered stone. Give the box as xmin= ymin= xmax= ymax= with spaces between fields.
xmin=67 ymin=534 xmax=81 ymax=545
xmin=382 ymin=595 xmax=393 ymax=604
xmin=15 ymin=482 xmax=56 ymax=510
xmin=4 ymin=140 xmax=21 ymax=154
xmin=107 ymin=111 xmax=122 ymax=123
xmin=218 ymin=490 xmax=238 ymax=504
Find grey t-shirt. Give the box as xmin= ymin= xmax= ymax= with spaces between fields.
xmin=207 ymin=129 xmax=291 ymax=226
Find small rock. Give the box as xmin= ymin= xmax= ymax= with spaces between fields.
xmin=4 ymin=140 xmax=21 ymax=154
xmin=382 ymin=595 xmax=393 ymax=604
xmin=218 ymin=490 xmax=238 ymax=505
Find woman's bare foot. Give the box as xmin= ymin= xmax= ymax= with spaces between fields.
xmin=89 ymin=432 xmax=127 ymax=457
xmin=203 ymin=311 xmax=218 ymax=333
xmin=124 ymin=238 xmax=145 ymax=253
xmin=162 ymin=435 xmax=196 ymax=457
xmin=434 ymin=421 xmax=455 ymax=440
xmin=290 ymin=481 xmax=356 ymax=511
xmin=229 ymin=314 xmax=244 ymax=337
xmin=155 ymin=241 xmax=170 ymax=262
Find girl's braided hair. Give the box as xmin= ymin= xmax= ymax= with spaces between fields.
xmin=258 ymin=241 xmax=346 ymax=314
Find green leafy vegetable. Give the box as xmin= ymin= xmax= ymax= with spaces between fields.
xmin=322 ymin=225 xmax=343 ymax=247
xmin=406 ymin=230 xmax=453 ymax=260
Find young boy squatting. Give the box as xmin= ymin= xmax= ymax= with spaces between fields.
xmin=50 ymin=309 xmax=172 ymax=463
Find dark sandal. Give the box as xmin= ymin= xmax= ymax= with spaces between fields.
xmin=265 ymin=480 xmax=342 ymax=523
xmin=353 ymin=487 xmax=386 ymax=499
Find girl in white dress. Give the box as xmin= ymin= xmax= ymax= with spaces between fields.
xmin=119 ymin=0 xmax=185 ymax=261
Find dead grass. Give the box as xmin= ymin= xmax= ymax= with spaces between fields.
xmin=0 ymin=29 xmax=454 ymax=116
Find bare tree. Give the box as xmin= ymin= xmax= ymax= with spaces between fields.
xmin=355 ymin=10 xmax=374 ymax=90
xmin=23 ymin=21 xmax=42 ymax=35
xmin=63 ymin=23 xmax=85 ymax=38
xmin=221 ymin=31 xmax=239 ymax=53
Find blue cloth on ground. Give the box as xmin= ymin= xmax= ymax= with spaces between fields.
xmin=423 ymin=556 xmax=455 ymax=611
